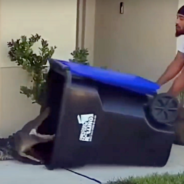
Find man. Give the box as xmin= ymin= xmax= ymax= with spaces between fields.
xmin=157 ymin=5 xmax=184 ymax=96
xmin=158 ymin=6 xmax=184 ymax=145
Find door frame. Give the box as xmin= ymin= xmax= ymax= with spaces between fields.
xmin=76 ymin=0 xmax=86 ymax=49
xmin=76 ymin=0 xmax=96 ymax=65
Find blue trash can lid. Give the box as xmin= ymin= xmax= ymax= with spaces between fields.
xmin=49 ymin=59 xmax=160 ymax=95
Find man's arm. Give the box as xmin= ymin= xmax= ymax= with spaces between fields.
xmin=157 ymin=51 xmax=184 ymax=86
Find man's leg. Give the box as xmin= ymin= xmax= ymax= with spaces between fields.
xmin=167 ymin=70 xmax=184 ymax=96
xmin=168 ymin=70 xmax=184 ymax=145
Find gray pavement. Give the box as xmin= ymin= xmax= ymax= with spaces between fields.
xmin=0 ymin=144 xmax=183 ymax=184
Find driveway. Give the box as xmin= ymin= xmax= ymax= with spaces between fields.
xmin=0 ymin=144 xmax=184 ymax=184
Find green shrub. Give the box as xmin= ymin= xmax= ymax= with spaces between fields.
xmin=7 ymin=36 xmax=90 ymax=106
xmin=69 ymin=47 xmax=89 ymax=65
xmin=7 ymin=34 xmax=56 ymax=105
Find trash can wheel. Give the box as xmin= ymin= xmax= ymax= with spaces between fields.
xmin=148 ymin=93 xmax=179 ymax=125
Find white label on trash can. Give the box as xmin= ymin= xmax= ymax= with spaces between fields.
xmin=77 ymin=114 xmax=96 ymax=142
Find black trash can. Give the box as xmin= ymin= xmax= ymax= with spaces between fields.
xmin=41 ymin=59 xmax=179 ymax=170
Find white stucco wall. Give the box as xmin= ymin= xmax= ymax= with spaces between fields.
xmin=178 ymin=0 xmax=184 ymax=9
xmin=84 ymin=0 xmax=179 ymax=93
xmin=0 ymin=0 xmax=77 ymax=136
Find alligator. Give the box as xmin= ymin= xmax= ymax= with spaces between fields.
xmin=0 ymin=107 xmax=55 ymax=164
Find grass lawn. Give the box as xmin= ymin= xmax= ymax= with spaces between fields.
xmin=107 ymin=173 xmax=184 ymax=184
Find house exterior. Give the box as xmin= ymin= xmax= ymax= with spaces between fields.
xmin=0 ymin=0 xmax=77 ymax=136
xmin=0 ymin=0 xmax=183 ymax=136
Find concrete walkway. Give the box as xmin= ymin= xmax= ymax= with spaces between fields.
xmin=0 ymin=144 xmax=184 ymax=184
